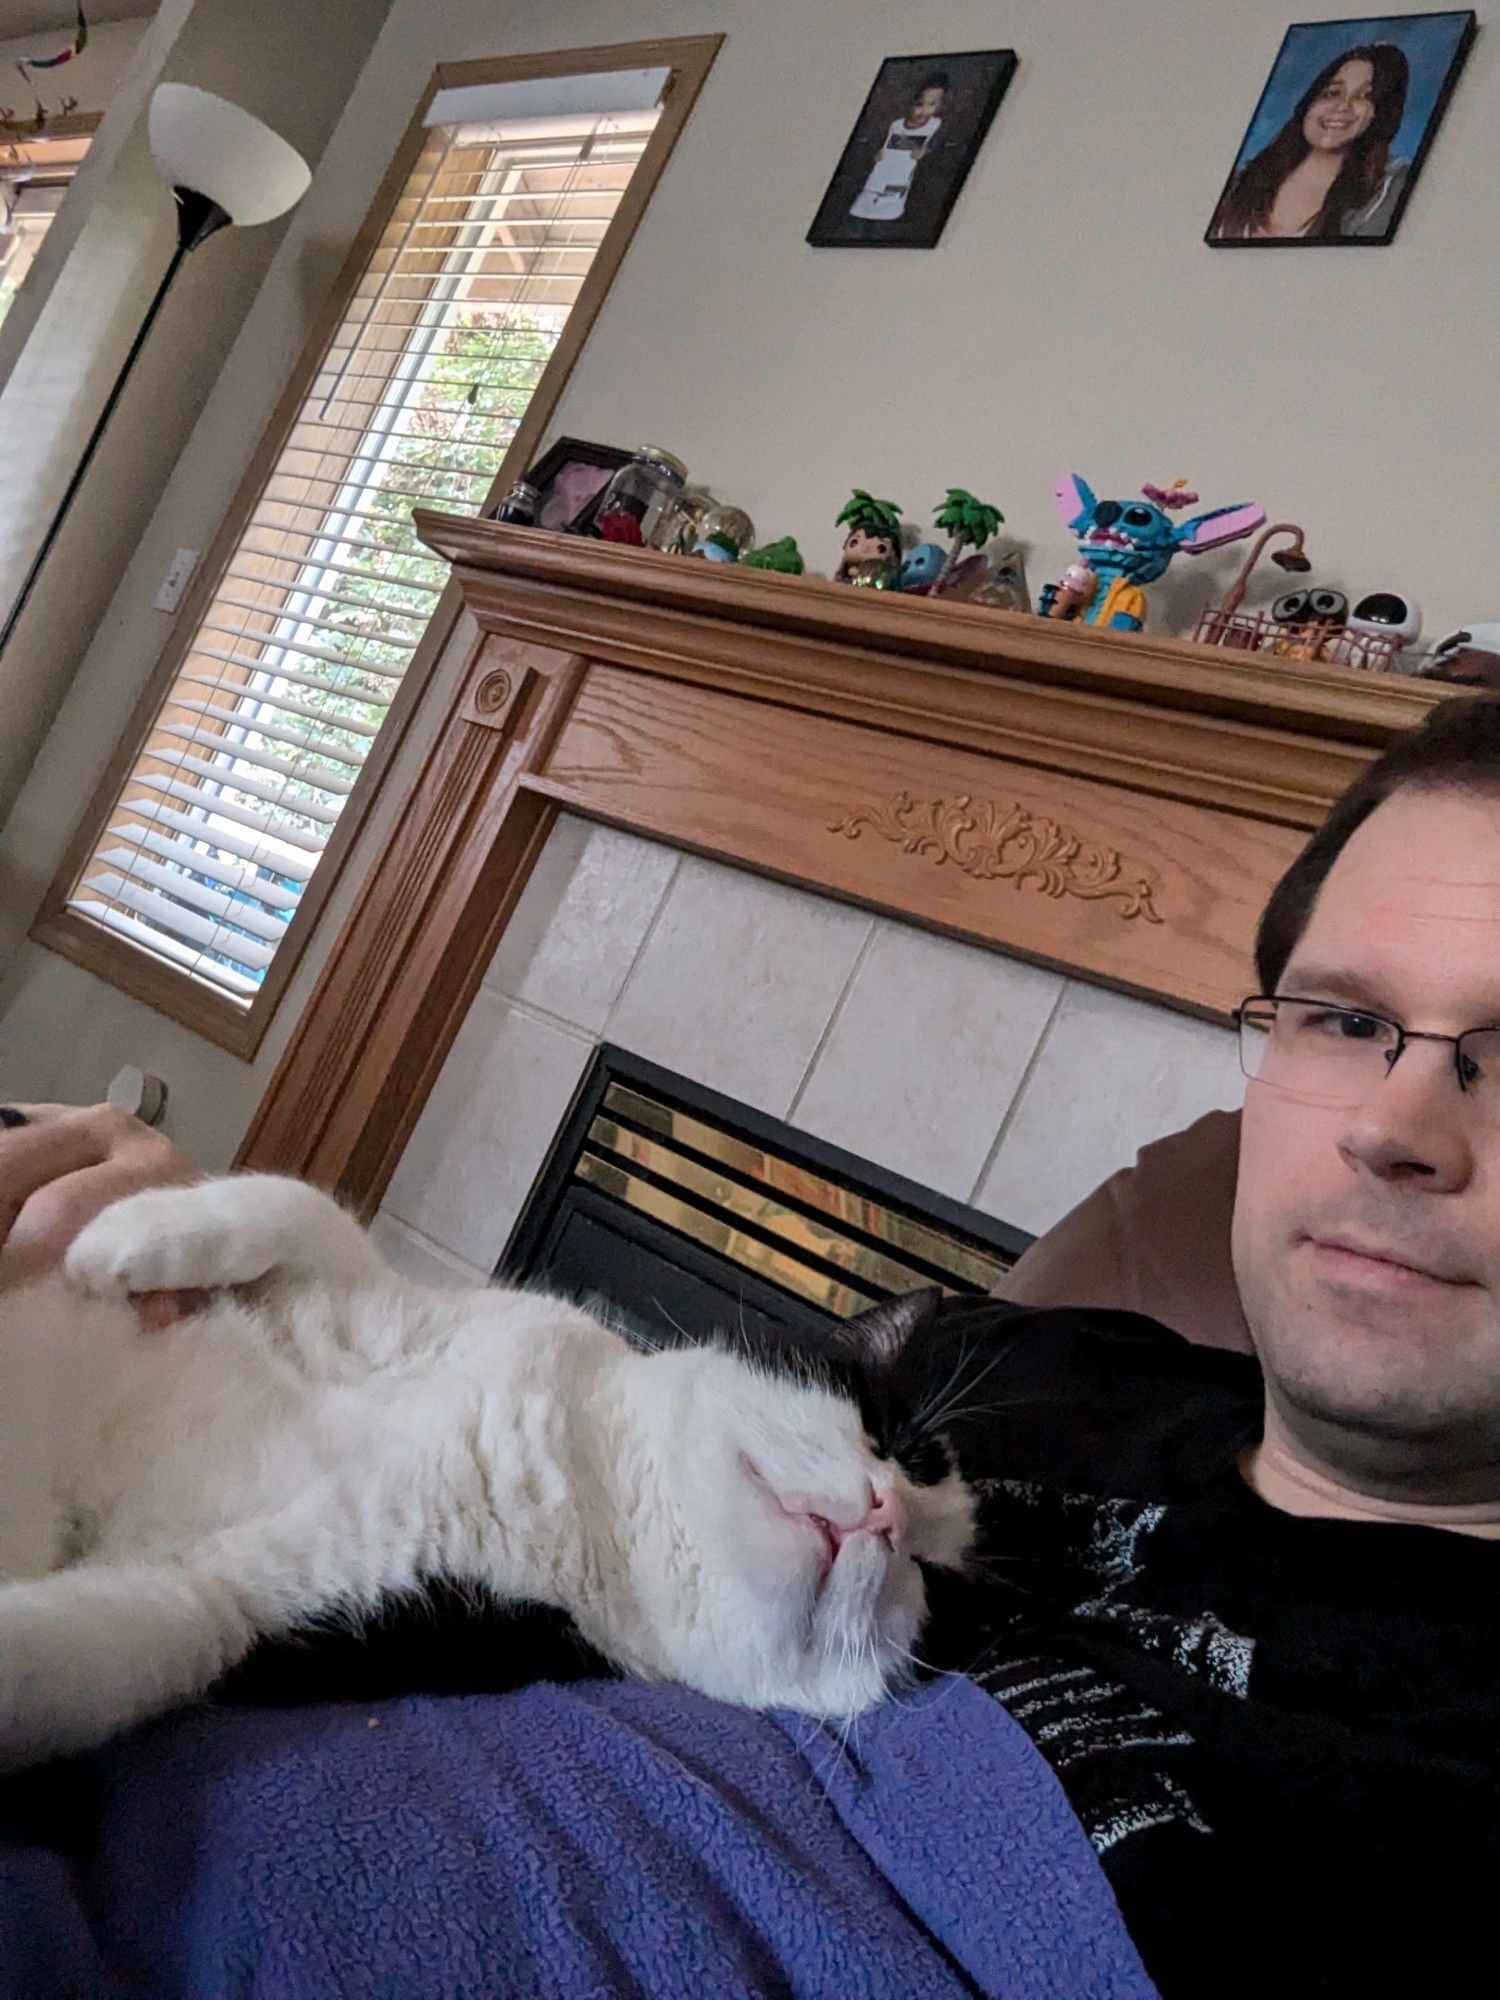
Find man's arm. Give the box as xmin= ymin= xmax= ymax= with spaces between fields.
xmin=0 ymin=1103 xmax=200 ymax=1295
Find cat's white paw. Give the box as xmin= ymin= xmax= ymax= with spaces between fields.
xmin=65 ymin=1174 xmax=377 ymax=1301
xmin=66 ymin=1182 xmax=279 ymax=1300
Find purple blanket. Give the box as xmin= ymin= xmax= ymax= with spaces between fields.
xmin=1 ymin=1675 xmax=1156 ymax=1998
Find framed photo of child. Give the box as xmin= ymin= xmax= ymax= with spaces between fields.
xmin=1206 ymin=11 xmax=1476 ymax=246
xmin=807 ymin=49 xmax=1018 ymax=249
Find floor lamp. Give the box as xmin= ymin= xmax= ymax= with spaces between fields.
xmin=0 ymin=84 xmax=310 ymax=654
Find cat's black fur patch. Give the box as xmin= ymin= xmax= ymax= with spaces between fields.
xmin=218 ymin=1590 xmax=615 ymax=1709
xmin=704 ymin=1289 xmax=1006 ymax=1491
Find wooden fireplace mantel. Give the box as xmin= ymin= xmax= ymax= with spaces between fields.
xmin=238 ymin=516 xmax=1446 ymax=1208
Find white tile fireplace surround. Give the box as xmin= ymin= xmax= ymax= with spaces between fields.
xmin=375 ymin=815 xmax=1245 ymax=1290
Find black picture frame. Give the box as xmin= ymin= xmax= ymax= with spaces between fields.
xmin=1205 ymin=10 xmax=1476 ymax=247
xmin=498 ymin=436 xmax=632 ymax=532
xmin=807 ymin=48 xmax=1018 ymax=250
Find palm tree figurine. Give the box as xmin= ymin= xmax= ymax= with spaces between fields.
xmin=834 ymin=490 xmax=905 ymax=588
xmin=932 ymin=488 xmax=1005 ymax=593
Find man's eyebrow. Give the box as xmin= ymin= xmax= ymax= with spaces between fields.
xmin=1279 ymin=965 xmax=1500 ymax=1031
xmin=1276 ymin=966 xmax=1393 ymax=1009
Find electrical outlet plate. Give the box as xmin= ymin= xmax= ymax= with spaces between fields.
xmin=154 ymin=547 xmax=200 ymax=614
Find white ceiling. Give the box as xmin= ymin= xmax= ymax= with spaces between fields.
xmin=0 ymin=0 xmax=157 ymax=39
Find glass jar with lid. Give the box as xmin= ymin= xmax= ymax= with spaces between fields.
xmin=489 ymin=479 xmax=540 ymax=526
xmin=594 ymin=446 xmax=688 ymax=548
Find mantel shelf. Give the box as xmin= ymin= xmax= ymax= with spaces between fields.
xmin=413 ymin=511 xmax=1444 ymax=749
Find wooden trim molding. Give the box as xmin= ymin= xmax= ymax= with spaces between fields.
xmin=238 ymin=517 xmax=1449 ymax=1210
xmin=237 ymin=630 xmax=582 ymax=1192
xmin=31 ymin=34 xmax=722 ymax=1060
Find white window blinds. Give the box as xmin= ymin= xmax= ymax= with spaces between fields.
xmin=66 ymin=106 xmax=656 ymax=1002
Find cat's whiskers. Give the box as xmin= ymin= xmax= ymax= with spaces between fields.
xmin=648 ymin=1296 xmax=695 ymax=1348
xmin=904 ymin=1334 xmax=976 ymax=1439
xmin=910 ymin=1345 xmax=1017 ymax=1443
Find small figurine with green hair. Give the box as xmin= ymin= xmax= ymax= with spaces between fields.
xmin=932 ymin=487 xmax=1006 ymax=592
xmin=834 ymin=490 xmax=905 ymax=589
xmin=742 ymin=535 xmax=805 ymax=574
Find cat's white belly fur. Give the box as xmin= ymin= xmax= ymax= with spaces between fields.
xmin=0 ymin=1175 xmax=974 ymax=1766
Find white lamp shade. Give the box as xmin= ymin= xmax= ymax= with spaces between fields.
xmin=149 ymin=84 xmax=310 ymax=227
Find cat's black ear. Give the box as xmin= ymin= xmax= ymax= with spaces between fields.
xmin=833 ymin=1287 xmax=944 ymax=1372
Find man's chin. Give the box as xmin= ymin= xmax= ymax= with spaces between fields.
xmin=1274 ymin=1365 xmax=1478 ymax=1443
xmin=1262 ymin=1309 xmax=1500 ymax=1444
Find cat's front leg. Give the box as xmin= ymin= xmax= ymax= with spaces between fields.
xmin=0 ymin=1561 xmax=258 ymax=1766
xmin=64 ymin=1173 xmax=385 ymax=1303
xmin=0 ymin=1460 xmax=455 ymax=1766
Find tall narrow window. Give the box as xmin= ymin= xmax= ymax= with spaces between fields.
xmin=63 ymin=96 xmax=660 ymax=1003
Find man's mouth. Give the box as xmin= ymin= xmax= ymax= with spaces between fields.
xmin=1306 ymin=1234 xmax=1472 ymax=1291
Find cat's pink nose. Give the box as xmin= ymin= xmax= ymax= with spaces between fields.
xmin=862 ymin=1483 xmax=907 ymax=1546
xmin=824 ymin=1483 xmax=906 ymax=1552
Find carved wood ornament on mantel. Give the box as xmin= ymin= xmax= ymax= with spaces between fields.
xmin=830 ymin=792 xmax=1163 ymax=924
xmin=238 ymin=518 xmax=1447 ymax=1210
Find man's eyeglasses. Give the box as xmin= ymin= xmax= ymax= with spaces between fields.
xmin=1236 ymin=996 xmax=1500 ymax=1107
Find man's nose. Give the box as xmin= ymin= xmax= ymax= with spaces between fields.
xmin=1337 ymin=1040 xmax=1474 ymax=1191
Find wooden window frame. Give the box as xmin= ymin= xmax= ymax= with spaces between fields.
xmin=31 ymin=34 xmax=722 ymax=1059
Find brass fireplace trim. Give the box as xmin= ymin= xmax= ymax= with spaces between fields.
xmin=517 ymin=1056 xmax=1019 ymax=1321
xmin=600 ymin=1085 xmax=1007 ymax=1292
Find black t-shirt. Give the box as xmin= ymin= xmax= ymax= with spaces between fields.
xmin=924 ymin=1301 xmax=1500 ymax=2000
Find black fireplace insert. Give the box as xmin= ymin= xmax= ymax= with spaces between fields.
xmin=500 ymin=1046 xmax=1031 ymax=1348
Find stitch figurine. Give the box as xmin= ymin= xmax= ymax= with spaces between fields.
xmin=1040 ymin=475 xmax=1266 ymax=633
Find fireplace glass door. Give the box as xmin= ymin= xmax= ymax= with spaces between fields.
xmin=501 ymin=1047 xmax=1031 ymax=1348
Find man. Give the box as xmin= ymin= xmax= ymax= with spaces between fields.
xmin=4 ymin=695 xmax=1498 ymax=1996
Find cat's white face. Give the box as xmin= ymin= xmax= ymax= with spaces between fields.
xmin=614 ymin=1342 xmax=975 ymax=1717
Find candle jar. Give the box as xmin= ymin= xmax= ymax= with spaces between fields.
xmin=594 ymin=446 xmax=688 ymax=548
xmin=490 ymin=479 xmax=540 ymax=526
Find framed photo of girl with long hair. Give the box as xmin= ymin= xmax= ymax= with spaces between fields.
xmin=1206 ymin=11 xmax=1475 ymax=246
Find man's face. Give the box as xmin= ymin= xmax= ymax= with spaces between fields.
xmin=1233 ymin=788 xmax=1500 ymax=1464
xmin=907 ymin=87 xmax=945 ymax=127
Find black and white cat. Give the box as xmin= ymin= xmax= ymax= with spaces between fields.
xmin=0 ymin=1174 xmax=976 ymax=1767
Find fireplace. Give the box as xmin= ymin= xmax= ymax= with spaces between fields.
xmin=244 ymin=517 xmax=1440 ymax=1222
xmin=369 ymin=817 xmax=1247 ymax=1305
xmin=500 ymin=1046 xmax=1028 ymax=1346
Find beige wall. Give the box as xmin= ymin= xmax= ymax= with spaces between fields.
xmin=0 ymin=0 xmax=1494 ymax=1163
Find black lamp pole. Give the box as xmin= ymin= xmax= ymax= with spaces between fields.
xmin=0 ymin=184 xmax=230 ymax=656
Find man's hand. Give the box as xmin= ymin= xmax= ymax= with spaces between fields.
xmin=0 ymin=1103 xmax=201 ymax=1296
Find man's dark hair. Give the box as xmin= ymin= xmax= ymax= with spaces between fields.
xmin=914 ymin=71 xmax=951 ymax=99
xmin=1256 ymin=694 xmax=1500 ymax=993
